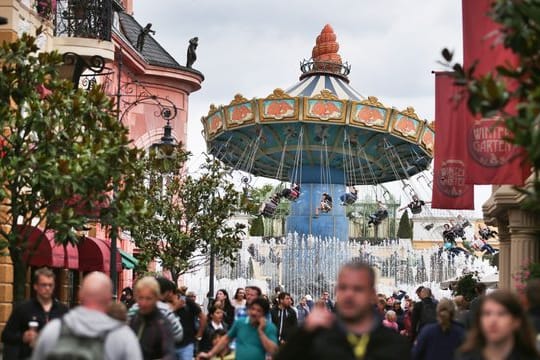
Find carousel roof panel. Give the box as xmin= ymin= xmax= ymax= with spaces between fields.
xmin=286 ymin=75 xmax=364 ymax=100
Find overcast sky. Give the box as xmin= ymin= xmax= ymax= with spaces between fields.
xmin=133 ymin=0 xmax=490 ymax=213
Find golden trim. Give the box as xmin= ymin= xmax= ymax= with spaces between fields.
xmin=258 ymin=97 xmax=299 ymax=122
xmin=303 ymin=97 xmax=347 ymax=123
xmin=312 ymin=89 xmax=339 ymax=100
xmin=229 ymin=94 xmax=249 ymax=106
xmin=400 ymin=106 xmax=420 ymax=120
xmin=349 ymin=102 xmax=390 ymax=130
xmin=266 ymin=88 xmax=292 ymax=99
xmin=359 ymin=96 xmax=385 ymax=108
xmin=207 ymin=104 xmax=219 ymax=116
xmin=224 ymin=101 xmax=256 ymax=128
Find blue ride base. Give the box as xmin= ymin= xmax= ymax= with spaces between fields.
xmin=285 ymin=166 xmax=349 ymax=241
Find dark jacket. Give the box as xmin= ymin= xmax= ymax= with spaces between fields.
xmin=528 ymin=306 xmax=540 ymax=334
xmin=199 ymin=321 xmax=228 ymax=353
xmin=456 ymin=348 xmax=540 ymax=360
xmin=1 ymin=298 xmax=68 ymax=359
xmin=275 ymin=316 xmax=411 ymax=360
xmin=411 ymin=298 xmax=437 ymax=339
xmin=270 ymin=306 xmax=298 ymax=343
xmin=128 ymin=307 xmax=175 ymax=360
xmin=411 ymin=321 xmax=465 ymax=360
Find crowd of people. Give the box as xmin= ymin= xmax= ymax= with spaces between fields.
xmin=2 ymin=264 xmax=540 ymax=360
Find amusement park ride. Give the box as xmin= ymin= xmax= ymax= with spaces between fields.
xmin=201 ymin=25 xmax=483 ymax=248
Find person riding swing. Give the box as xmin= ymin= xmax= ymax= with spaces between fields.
xmin=398 ymin=195 xmax=429 ymax=215
xmin=261 ymin=193 xmax=281 ymax=218
xmin=281 ymin=183 xmax=301 ymax=201
xmin=314 ymin=192 xmax=333 ymax=217
xmin=340 ymin=186 xmax=358 ymax=206
xmin=368 ymin=201 xmax=388 ymax=226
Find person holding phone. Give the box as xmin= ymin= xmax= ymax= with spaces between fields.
xmin=197 ymin=297 xmax=278 ymax=360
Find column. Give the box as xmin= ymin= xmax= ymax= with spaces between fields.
xmin=508 ymin=209 xmax=540 ymax=289
xmin=497 ymin=222 xmax=511 ymax=290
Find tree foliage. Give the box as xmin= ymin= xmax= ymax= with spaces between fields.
xmin=452 ymin=272 xmax=480 ymax=302
xmin=442 ymin=0 xmax=540 ymax=210
xmin=132 ymin=154 xmax=246 ymax=284
xmin=396 ymin=210 xmax=413 ymax=239
xmin=0 ymin=32 xmax=144 ymax=301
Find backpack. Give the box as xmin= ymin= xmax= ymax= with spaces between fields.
xmin=46 ymin=319 xmax=118 ymax=360
xmin=419 ymin=300 xmax=437 ymax=328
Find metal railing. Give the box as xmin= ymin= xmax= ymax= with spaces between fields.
xmin=54 ymin=0 xmax=112 ymax=41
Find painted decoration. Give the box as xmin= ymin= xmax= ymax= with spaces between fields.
xmin=420 ymin=126 xmax=434 ymax=153
xmin=306 ymin=99 xmax=344 ymax=121
xmin=261 ymin=99 xmax=296 ymax=120
xmin=207 ymin=112 xmax=223 ymax=136
xmin=227 ymin=103 xmax=254 ymax=126
xmin=351 ymin=104 xmax=387 ymax=128
xmin=393 ymin=114 xmax=420 ymax=139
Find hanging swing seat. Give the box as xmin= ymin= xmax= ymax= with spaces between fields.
xmin=368 ymin=209 xmax=388 ymax=225
xmin=281 ymin=186 xmax=300 ymax=201
xmin=340 ymin=192 xmax=358 ymax=206
xmin=260 ymin=197 xmax=279 ymax=218
xmin=410 ymin=205 xmax=422 ymax=214
xmin=321 ymin=201 xmax=332 ymax=213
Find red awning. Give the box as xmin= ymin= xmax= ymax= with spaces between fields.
xmin=78 ymin=236 xmax=121 ymax=273
xmin=17 ymin=226 xmax=79 ymax=269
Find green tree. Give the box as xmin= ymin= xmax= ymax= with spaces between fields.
xmin=452 ymin=272 xmax=480 ymax=302
xmin=132 ymin=154 xmax=246 ymax=284
xmin=0 ymin=33 xmax=144 ymax=302
xmin=249 ymin=215 xmax=264 ymax=236
xmin=442 ymin=0 xmax=540 ymax=210
xmin=396 ymin=210 xmax=413 ymax=239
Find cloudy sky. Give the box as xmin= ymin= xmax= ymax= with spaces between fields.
xmin=133 ymin=0 xmax=490 ymax=213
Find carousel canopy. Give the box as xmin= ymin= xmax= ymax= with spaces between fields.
xmin=201 ymin=24 xmax=434 ymax=185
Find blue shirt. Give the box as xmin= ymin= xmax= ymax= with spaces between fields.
xmin=227 ymin=317 xmax=278 ymax=360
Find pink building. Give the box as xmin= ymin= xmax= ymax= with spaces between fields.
xmin=88 ymin=0 xmax=204 ymax=293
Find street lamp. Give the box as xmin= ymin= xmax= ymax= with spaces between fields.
xmin=108 ymin=52 xmax=181 ymax=297
xmin=60 ymin=50 xmax=181 ymax=297
xmin=61 ymin=52 xmax=107 ymax=90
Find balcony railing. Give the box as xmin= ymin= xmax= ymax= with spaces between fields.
xmin=54 ymin=0 xmax=112 ymax=41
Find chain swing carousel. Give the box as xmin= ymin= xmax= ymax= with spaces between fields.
xmin=201 ymin=24 xmax=435 ymax=242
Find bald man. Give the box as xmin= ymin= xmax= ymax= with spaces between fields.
xmin=32 ymin=272 xmax=142 ymax=360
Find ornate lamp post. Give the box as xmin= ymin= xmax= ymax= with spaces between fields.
xmin=107 ymin=52 xmax=180 ymax=297
xmin=59 ymin=49 xmax=180 ymax=296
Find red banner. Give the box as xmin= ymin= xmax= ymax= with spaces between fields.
xmin=432 ymin=72 xmax=474 ymax=210
xmin=462 ymin=0 xmax=529 ymax=185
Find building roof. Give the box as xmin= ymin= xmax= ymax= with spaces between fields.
xmin=115 ymin=11 xmax=203 ymax=78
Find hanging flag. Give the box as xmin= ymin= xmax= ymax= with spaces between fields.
xmin=432 ymin=72 xmax=474 ymax=210
xmin=462 ymin=0 xmax=529 ymax=185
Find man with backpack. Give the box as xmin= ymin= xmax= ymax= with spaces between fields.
xmin=31 ymin=272 xmax=142 ymax=360
xmin=411 ymin=287 xmax=437 ymax=340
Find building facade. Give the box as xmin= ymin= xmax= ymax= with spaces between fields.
xmin=0 ymin=0 xmax=203 ymax=336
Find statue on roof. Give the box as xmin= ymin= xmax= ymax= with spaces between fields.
xmin=186 ymin=37 xmax=198 ymax=68
xmin=136 ymin=23 xmax=155 ymax=52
